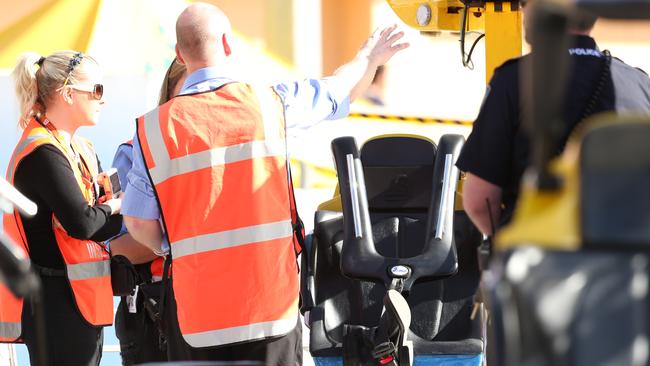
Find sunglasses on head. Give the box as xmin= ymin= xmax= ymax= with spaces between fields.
xmin=69 ymin=83 xmax=104 ymax=100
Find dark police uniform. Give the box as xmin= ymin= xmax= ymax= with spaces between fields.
xmin=457 ymin=35 xmax=650 ymax=226
xmin=114 ymin=265 xmax=167 ymax=365
xmin=110 ymin=142 xmax=167 ymax=365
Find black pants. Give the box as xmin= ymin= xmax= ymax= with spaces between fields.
xmin=115 ymin=282 xmax=167 ymax=365
xmin=163 ymin=281 xmax=302 ymax=365
xmin=22 ymin=276 xmax=103 ymax=366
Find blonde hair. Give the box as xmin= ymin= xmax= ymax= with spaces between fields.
xmin=158 ymin=58 xmax=187 ymax=105
xmin=12 ymin=50 xmax=99 ymax=128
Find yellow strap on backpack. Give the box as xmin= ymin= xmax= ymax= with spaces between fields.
xmin=496 ymin=144 xmax=581 ymax=251
xmin=497 ymin=113 xmax=650 ymax=252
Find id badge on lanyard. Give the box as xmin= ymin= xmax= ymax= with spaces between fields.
xmin=127 ymin=285 xmax=139 ymax=313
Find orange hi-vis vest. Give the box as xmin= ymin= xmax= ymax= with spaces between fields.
xmin=137 ymin=83 xmax=300 ymax=348
xmin=0 ymin=119 xmax=113 ymax=342
xmin=121 ymin=139 xmax=165 ymax=282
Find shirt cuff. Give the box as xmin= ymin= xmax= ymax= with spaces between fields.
xmin=157 ymin=236 xmax=171 ymax=256
xmin=329 ymin=96 xmax=350 ymax=120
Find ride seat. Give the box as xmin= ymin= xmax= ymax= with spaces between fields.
xmin=303 ymin=135 xmax=484 ymax=361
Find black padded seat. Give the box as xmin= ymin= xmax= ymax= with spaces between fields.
xmin=306 ymin=136 xmax=484 ymax=357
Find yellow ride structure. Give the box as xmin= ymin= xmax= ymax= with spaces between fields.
xmin=386 ymin=0 xmax=523 ymax=82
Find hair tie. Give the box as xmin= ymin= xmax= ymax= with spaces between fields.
xmin=36 ymin=56 xmax=46 ymax=67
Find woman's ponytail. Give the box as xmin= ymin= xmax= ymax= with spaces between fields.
xmin=11 ymin=52 xmax=43 ymax=129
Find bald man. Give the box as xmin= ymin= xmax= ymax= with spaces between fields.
xmin=122 ymin=2 xmax=408 ymax=364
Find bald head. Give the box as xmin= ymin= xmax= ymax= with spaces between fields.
xmin=176 ymin=3 xmax=232 ymax=67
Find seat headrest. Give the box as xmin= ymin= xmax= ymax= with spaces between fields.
xmin=361 ymin=136 xmax=436 ymax=167
xmin=360 ymin=136 xmax=436 ymax=210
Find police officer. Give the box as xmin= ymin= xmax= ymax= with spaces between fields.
xmin=109 ymin=139 xmax=168 ymax=365
xmin=457 ymin=1 xmax=650 ymax=235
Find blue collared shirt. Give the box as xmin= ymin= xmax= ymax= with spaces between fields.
xmin=112 ymin=142 xmax=133 ymax=235
xmin=104 ymin=143 xmax=133 ymax=251
xmin=112 ymin=141 xmax=170 ymax=251
xmin=122 ymin=67 xmax=350 ymax=220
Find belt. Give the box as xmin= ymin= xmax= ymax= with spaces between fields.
xmin=31 ymin=263 xmax=66 ymax=277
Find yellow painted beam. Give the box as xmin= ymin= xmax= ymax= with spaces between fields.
xmin=387 ymin=0 xmax=484 ymax=33
xmin=484 ymin=1 xmax=523 ymax=83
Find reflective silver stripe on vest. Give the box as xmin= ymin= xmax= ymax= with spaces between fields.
xmin=7 ymin=133 xmax=50 ymax=180
xmin=172 ymin=220 xmax=293 ymax=260
xmin=142 ymin=108 xmax=167 ymax=178
xmin=0 ymin=322 xmax=21 ymax=339
xmin=67 ymin=260 xmax=110 ymax=281
xmin=73 ymin=137 xmax=99 ymax=175
xmin=149 ymin=139 xmax=286 ymax=185
xmin=143 ymin=108 xmax=286 ymax=185
xmin=182 ymin=317 xmax=297 ymax=348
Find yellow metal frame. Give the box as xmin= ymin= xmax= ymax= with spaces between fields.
xmin=385 ymin=1 xmax=523 ymax=84
xmin=484 ymin=2 xmax=523 ymax=83
xmin=386 ymin=0 xmax=484 ymax=33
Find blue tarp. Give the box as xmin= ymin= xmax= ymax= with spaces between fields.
xmin=314 ymin=354 xmax=484 ymax=366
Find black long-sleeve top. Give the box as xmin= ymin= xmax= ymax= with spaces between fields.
xmin=12 ymin=144 xmax=122 ymax=269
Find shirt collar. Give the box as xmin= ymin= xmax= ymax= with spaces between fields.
xmin=180 ymin=66 xmax=233 ymax=95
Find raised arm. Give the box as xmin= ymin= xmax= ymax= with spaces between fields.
xmin=276 ymin=25 xmax=409 ymax=130
xmin=332 ymin=25 xmax=408 ymax=102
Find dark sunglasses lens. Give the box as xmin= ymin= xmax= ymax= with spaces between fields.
xmin=94 ymin=84 xmax=104 ymax=100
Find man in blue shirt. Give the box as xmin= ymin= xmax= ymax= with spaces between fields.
xmin=123 ymin=2 xmax=408 ymax=363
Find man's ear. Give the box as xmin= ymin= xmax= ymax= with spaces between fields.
xmin=222 ymin=34 xmax=231 ymax=57
xmin=175 ymin=45 xmax=186 ymax=65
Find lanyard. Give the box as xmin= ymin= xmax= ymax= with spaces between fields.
xmin=37 ymin=118 xmax=98 ymax=201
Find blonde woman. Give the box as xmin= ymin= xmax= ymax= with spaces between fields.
xmin=3 ymin=51 xmax=122 ymax=365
